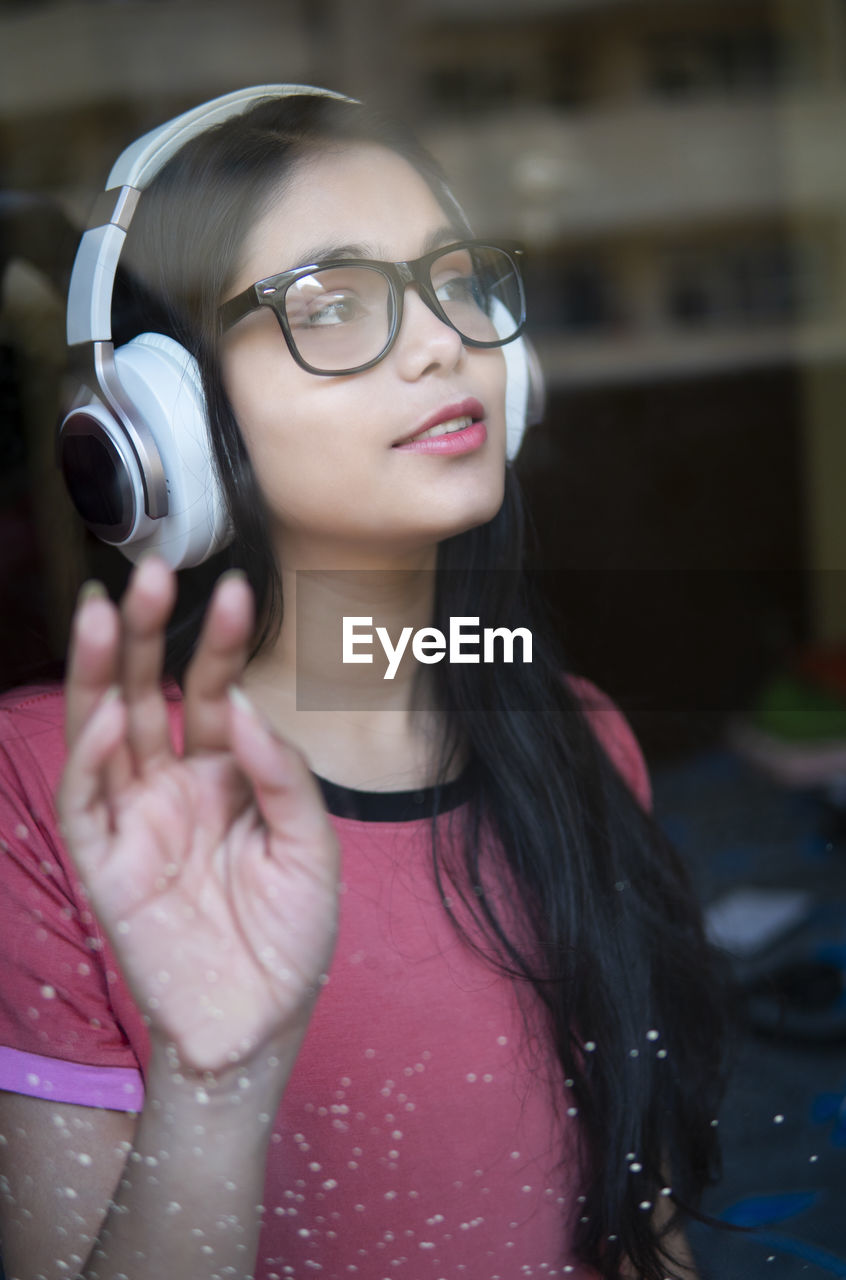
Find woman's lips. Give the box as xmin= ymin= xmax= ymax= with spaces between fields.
xmin=392 ymin=419 xmax=488 ymax=455
xmin=392 ymin=397 xmax=487 ymax=454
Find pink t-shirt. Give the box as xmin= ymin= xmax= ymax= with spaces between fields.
xmin=0 ymin=678 xmax=650 ymax=1279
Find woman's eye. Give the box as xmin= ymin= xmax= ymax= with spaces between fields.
xmin=435 ymin=273 xmax=484 ymax=309
xmin=305 ymin=293 xmax=363 ymax=326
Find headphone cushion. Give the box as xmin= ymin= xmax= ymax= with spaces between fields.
xmin=488 ymin=298 xmax=543 ymax=460
xmin=112 ymin=332 xmax=230 ymax=567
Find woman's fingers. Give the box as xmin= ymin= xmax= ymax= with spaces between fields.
xmin=65 ymin=583 xmax=120 ymax=748
xmin=58 ymin=687 xmax=128 ymax=866
xmin=118 ymin=556 xmax=178 ymax=770
xmin=65 ymin=583 xmax=136 ymax=795
xmin=67 ymin=559 xmax=250 ymax=781
xmin=66 ymin=557 xmax=177 ymax=785
xmin=182 ymin=572 xmax=255 ymax=757
xmin=227 ymin=686 xmax=334 ymax=852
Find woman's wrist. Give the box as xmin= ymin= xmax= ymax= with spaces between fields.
xmin=144 ymin=1024 xmax=303 ymax=1121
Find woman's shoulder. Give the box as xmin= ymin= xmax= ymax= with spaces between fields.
xmin=0 ymin=683 xmax=68 ymax=788
xmin=0 ymin=681 xmax=184 ymax=794
xmin=566 ymin=673 xmax=653 ymax=812
xmin=0 ymin=681 xmax=65 ymax=720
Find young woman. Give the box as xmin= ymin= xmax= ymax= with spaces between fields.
xmin=0 ymin=88 xmax=730 ymax=1280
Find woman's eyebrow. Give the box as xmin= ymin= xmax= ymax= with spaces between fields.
xmin=421 ymin=225 xmax=465 ymax=255
xmin=289 ymin=226 xmax=463 ymax=269
xmin=292 ymin=241 xmax=378 ymax=266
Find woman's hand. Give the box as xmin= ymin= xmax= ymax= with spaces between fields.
xmin=57 ymin=557 xmax=340 ymax=1078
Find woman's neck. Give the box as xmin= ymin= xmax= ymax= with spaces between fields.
xmin=242 ymin=548 xmax=458 ymax=790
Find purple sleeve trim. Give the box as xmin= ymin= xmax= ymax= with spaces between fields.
xmin=0 ymin=1046 xmax=144 ymax=1111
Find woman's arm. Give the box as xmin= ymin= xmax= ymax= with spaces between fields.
xmin=0 ymin=1093 xmax=137 ymax=1278
xmin=0 ymin=1043 xmax=294 ymax=1279
xmin=0 ymin=558 xmax=340 ymax=1278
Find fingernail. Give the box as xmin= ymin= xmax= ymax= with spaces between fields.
xmin=219 ymin=568 xmax=249 ymax=586
xmin=77 ymin=579 xmax=108 ymax=606
xmin=228 ymin=684 xmax=259 ymax=717
xmin=133 ymin=551 xmax=169 ymax=576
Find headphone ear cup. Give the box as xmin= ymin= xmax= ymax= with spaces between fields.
xmin=109 ymin=332 xmax=231 ymax=568
xmin=503 ymin=334 xmax=531 ymax=461
xmin=489 ymin=300 xmax=545 ymax=460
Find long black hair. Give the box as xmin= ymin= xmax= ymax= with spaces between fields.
xmin=116 ymin=92 xmax=734 ymax=1279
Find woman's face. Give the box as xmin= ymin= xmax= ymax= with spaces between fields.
xmin=220 ymin=144 xmax=508 ymax=568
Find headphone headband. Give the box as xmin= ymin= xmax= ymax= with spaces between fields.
xmin=67 ymin=84 xmax=354 ymax=348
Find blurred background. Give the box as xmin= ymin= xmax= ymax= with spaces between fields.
xmin=2 ymin=0 xmax=846 ymax=1275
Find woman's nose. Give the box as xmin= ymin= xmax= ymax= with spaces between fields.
xmin=393 ymin=285 xmax=465 ymax=377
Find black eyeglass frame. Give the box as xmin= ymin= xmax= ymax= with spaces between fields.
xmin=217 ymin=239 xmax=527 ymax=376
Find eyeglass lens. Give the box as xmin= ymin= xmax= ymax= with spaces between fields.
xmin=283 ymin=245 xmax=522 ymax=372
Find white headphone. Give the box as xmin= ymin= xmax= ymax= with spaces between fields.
xmin=59 ymin=85 xmax=543 ymax=569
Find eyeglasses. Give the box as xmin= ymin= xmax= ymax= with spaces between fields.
xmin=218 ymin=239 xmax=526 ymax=376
